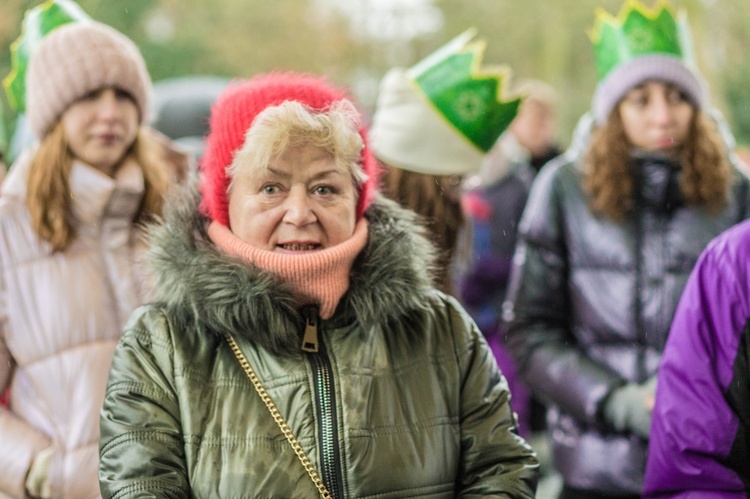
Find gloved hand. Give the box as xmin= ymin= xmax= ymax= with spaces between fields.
xmin=602 ymin=376 xmax=657 ymax=439
xmin=25 ymin=446 xmax=56 ymax=499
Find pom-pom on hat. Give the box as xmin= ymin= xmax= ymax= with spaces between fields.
xmin=589 ymin=0 xmax=707 ymax=125
xmin=25 ymin=21 xmax=151 ymax=138
xmin=200 ymin=72 xmax=378 ymax=226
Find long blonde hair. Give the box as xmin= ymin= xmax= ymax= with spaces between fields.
xmin=26 ymin=122 xmax=172 ymax=252
xmin=584 ymin=106 xmax=732 ymax=221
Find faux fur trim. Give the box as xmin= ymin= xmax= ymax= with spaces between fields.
xmin=144 ymin=177 xmax=438 ymax=354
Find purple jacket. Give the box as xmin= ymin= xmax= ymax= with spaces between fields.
xmin=644 ymin=218 xmax=750 ymax=498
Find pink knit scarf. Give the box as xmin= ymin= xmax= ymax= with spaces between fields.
xmin=207 ymin=219 xmax=369 ymax=319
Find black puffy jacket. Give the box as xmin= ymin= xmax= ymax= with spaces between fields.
xmin=503 ymin=116 xmax=750 ymax=493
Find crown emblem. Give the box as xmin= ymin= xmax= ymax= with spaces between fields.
xmin=407 ymin=28 xmax=521 ymax=153
xmin=3 ymin=0 xmax=90 ymax=113
xmin=589 ymin=0 xmax=694 ymax=82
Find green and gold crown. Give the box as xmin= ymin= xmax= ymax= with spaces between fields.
xmin=407 ymin=28 xmax=521 ymax=153
xmin=3 ymin=0 xmax=90 ymax=113
xmin=589 ymin=0 xmax=694 ymax=82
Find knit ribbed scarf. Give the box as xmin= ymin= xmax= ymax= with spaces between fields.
xmin=207 ymin=219 xmax=369 ymax=319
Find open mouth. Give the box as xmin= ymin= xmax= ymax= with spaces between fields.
xmin=278 ymin=243 xmax=321 ymax=251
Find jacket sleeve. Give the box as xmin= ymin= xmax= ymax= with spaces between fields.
xmin=643 ymin=231 xmax=750 ymax=498
xmin=0 ymin=271 xmax=53 ymax=498
xmin=503 ymin=164 xmax=624 ymax=425
xmin=99 ymin=305 xmax=189 ymax=498
xmin=446 ymin=296 xmax=538 ymax=497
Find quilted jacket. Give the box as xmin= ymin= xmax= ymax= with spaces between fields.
xmin=503 ymin=113 xmax=750 ymax=493
xmin=98 ymin=187 xmax=539 ymax=498
xmin=0 ymin=152 xmax=149 ymax=499
xmin=644 ymin=218 xmax=750 ymax=497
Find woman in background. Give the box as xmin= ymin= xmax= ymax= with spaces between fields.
xmin=0 ymin=21 xmax=183 ymax=498
xmin=503 ymin=1 xmax=750 ymax=496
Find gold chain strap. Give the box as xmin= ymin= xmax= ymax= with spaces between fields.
xmin=222 ymin=332 xmax=333 ymax=499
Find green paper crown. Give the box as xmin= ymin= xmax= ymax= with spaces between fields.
xmin=408 ymin=28 xmax=521 ymax=153
xmin=590 ymin=0 xmax=694 ymax=82
xmin=3 ymin=0 xmax=91 ymax=113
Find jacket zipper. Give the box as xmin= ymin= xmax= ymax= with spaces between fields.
xmin=302 ymin=306 xmax=344 ymax=498
xmin=634 ymin=208 xmax=647 ymax=381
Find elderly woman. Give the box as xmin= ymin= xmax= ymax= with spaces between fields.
xmin=98 ymin=72 xmax=538 ymax=497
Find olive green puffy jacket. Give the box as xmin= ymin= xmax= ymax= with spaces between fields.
xmin=98 ymin=190 xmax=538 ymax=498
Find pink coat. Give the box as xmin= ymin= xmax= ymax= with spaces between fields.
xmin=0 ymin=151 xmax=149 ymax=499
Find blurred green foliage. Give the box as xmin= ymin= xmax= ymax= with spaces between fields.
xmin=1 ymin=0 xmax=750 ymax=160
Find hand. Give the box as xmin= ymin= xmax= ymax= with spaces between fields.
xmin=25 ymin=446 xmax=56 ymax=499
xmin=602 ymin=376 xmax=657 ymax=439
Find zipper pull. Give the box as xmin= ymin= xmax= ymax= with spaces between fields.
xmin=301 ymin=306 xmax=319 ymax=352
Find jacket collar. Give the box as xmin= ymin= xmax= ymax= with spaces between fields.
xmin=144 ymin=180 xmax=438 ymax=354
xmin=69 ymin=158 xmax=144 ymax=227
xmin=4 ymin=148 xmax=145 ymax=226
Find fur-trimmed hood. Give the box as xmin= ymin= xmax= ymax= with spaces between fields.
xmin=143 ymin=179 xmax=438 ymax=354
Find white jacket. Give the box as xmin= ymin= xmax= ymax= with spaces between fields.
xmin=0 ymin=151 xmax=148 ymax=499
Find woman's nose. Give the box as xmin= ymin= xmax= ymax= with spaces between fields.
xmin=95 ymin=90 xmax=120 ymax=120
xmin=650 ymin=96 xmax=673 ymax=126
xmin=282 ymin=187 xmax=316 ymax=225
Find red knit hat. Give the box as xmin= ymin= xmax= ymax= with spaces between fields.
xmin=200 ymin=72 xmax=379 ymax=226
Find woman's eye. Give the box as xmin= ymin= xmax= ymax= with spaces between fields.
xmin=114 ymin=88 xmax=133 ymax=101
xmin=667 ymin=89 xmax=687 ymax=105
xmin=262 ymin=185 xmax=280 ymax=195
xmin=632 ymin=94 xmax=648 ymax=107
xmin=81 ymin=89 xmax=102 ymax=101
xmin=313 ymin=185 xmax=334 ymax=195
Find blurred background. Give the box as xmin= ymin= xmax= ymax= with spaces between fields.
xmin=2 ymin=0 xmax=750 ymax=158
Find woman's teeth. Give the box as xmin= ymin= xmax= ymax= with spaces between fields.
xmin=280 ymin=243 xmax=319 ymax=251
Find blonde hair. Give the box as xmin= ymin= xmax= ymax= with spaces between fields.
xmin=26 ymin=122 xmax=172 ymax=252
xmin=584 ymin=106 xmax=732 ymax=221
xmin=227 ymin=99 xmax=366 ymax=190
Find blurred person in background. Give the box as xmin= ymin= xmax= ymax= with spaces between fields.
xmin=643 ymin=218 xmax=750 ymax=497
xmin=455 ymin=77 xmax=562 ymax=440
xmin=98 ymin=71 xmax=538 ymax=497
xmin=506 ymin=78 xmax=563 ymax=173
xmin=370 ymin=29 xmax=522 ymax=297
xmin=502 ymin=1 xmax=750 ymax=497
xmin=0 ymin=20 xmax=185 ymax=498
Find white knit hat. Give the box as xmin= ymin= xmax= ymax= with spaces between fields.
xmin=369 ymin=29 xmax=520 ymax=176
xmin=370 ymin=68 xmax=487 ymax=176
xmin=25 ymin=21 xmax=151 ymax=138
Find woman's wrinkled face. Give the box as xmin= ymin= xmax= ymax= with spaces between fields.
xmin=61 ymin=87 xmax=139 ymax=176
xmin=618 ymin=80 xmax=694 ymax=155
xmin=228 ymin=144 xmax=358 ymax=252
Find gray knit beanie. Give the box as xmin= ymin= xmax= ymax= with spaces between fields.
xmin=592 ymin=54 xmax=706 ymax=125
xmin=26 ymin=21 xmax=151 ymax=138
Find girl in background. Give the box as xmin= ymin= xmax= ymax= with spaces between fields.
xmin=0 ymin=21 xmax=184 ymax=498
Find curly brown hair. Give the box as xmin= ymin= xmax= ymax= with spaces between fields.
xmin=26 ymin=123 xmax=172 ymax=252
xmin=584 ymin=106 xmax=732 ymax=221
xmin=380 ymin=163 xmax=464 ymax=295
